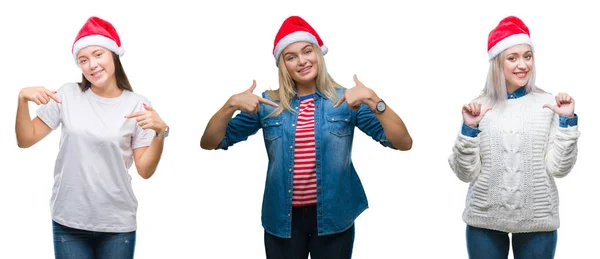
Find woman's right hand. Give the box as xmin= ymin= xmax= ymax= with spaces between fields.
xmin=462 ymin=102 xmax=492 ymax=128
xmin=228 ymin=80 xmax=278 ymax=114
xmin=19 ymin=86 xmax=61 ymax=105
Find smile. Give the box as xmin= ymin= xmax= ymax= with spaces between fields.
xmin=91 ymin=70 xmax=104 ymax=77
xmin=514 ymin=72 xmax=528 ymax=79
xmin=298 ymin=66 xmax=311 ymax=74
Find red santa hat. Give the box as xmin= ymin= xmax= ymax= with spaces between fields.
xmin=72 ymin=16 xmax=124 ymax=64
xmin=272 ymin=16 xmax=328 ymax=66
xmin=487 ymin=16 xmax=533 ymax=61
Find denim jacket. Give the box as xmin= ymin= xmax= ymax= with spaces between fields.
xmin=218 ymin=88 xmax=395 ymax=238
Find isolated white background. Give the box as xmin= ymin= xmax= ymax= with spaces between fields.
xmin=1 ymin=0 xmax=598 ymax=258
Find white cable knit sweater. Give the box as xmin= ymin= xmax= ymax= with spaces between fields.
xmin=449 ymin=92 xmax=580 ymax=233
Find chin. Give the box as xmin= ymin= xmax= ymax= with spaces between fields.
xmin=518 ymin=80 xmax=529 ymax=86
xmin=92 ymin=81 xmax=108 ymax=88
xmin=303 ymin=74 xmax=318 ymax=81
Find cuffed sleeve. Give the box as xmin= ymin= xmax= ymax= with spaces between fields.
xmin=545 ymin=114 xmax=580 ymax=178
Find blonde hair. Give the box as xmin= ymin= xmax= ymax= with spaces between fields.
xmin=265 ymin=43 xmax=343 ymax=117
xmin=479 ymin=47 xmax=544 ymax=106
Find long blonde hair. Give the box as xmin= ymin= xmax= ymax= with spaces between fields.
xmin=265 ymin=43 xmax=343 ymax=117
xmin=479 ymin=48 xmax=544 ymax=106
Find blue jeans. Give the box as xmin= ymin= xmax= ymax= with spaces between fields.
xmin=52 ymin=221 xmax=136 ymax=259
xmin=466 ymin=225 xmax=557 ymax=259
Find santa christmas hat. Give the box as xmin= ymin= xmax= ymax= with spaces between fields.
xmin=272 ymin=16 xmax=328 ymax=66
xmin=72 ymin=16 xmax=124 ymax=63
xmin=487 ymin=16 xmax=533 ymax=61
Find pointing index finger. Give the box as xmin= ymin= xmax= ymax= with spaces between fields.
xmin=44 ymin=89 xmax=62 ymax=104
xmin=125 ymin=111 xmax=145 ymax=118
xmin=258 ymin=97 xmax=279 ymax=107
xmin=333 ymin=95 xmax=346 ymax=108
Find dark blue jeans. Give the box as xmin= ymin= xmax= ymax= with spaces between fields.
xmin=264 ymin=205 xmax=355 ymax=259
xmin=52 ymin=221 xmax=136 ymax=259
xmin=466 ymin=225 xmax=557 ymax=259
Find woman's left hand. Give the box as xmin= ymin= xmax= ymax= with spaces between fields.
xmin=334 ymin=74 xmax=378 ymax=110
xmin=543 ymin=92 xmax=575 ymax=117
xmin=125 ymin=103 xmax=168 ymax=133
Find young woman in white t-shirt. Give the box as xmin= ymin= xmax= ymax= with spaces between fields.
xmin=14 ymin=16 xmax=169 ymax=259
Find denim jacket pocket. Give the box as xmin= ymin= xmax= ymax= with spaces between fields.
xmin=326 ymin=113 xmax=352 ymax=137
xmin=262 ymin=118 xmax=284 ymax=141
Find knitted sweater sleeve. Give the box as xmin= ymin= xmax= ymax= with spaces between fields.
xmin=448 ymin=132 xmax=482 ymax=183
xmin=545 ymin=114 xmax=581 ymax=178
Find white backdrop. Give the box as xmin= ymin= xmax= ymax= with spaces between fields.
xmin=1 ymin=0 xmax=598 ymax=258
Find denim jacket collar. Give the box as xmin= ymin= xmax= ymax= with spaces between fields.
xmin=507 ymin=86 xmax=527 ymax=99
xmin=293 ymin=87 xmax=325 ymax=100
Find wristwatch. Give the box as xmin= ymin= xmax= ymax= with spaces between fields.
xmin=156 ymin=126 xmax=170 ymax=138
xmin=371 ymin=100 xmax=386 ymax=114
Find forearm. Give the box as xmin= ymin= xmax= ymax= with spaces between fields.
xmin=374 ymin=107 xmax=412 ymax=150
xmin=365 ymin=95 xmax=412 ymax=150
xmin=449 ymin=133 xmax=482 ymax=182
xmin=137 ymin=136 xmax=165 ymax=179
xmin=200 ymin=100 xmax=238 ymax=150
xmin=545 ymin=126 xmax=580 ymax=178
xmin=15 ymin=98 xmax=35 ymax=148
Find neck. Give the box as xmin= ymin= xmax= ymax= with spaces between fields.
xmin=91 ymin=79 xmax=122 ymax=98
xmin=506 ymin=84 xmax=521 ymax=94
xmin=295 ymin=81 xmax=317 ymax=96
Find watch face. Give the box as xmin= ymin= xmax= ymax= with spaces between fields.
xmin=377 ymin=101 xmax=386 ymax=111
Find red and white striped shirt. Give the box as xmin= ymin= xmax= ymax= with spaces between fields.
xmin=293 ymin=95 xmax=317 ymax=206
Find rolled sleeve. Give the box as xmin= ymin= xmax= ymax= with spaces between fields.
xmin=461 ymin=123 xmax=481 ymax=137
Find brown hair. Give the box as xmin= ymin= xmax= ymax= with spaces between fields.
xmin=78 ymin=52 xmax=133 ymax=92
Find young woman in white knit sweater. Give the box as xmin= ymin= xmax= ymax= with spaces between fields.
xmin=448 ymin=16 xmax=580 ymax=259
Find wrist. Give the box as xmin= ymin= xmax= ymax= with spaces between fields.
xmin=226 ymin=96 xmax=239 ymax=111
xmin=155 ymin=124 xmax=169 ymax=138
xmin=366 ymin=91 xmax=380 ymax=110
xmin=18 ymin=91 xmax=27 ymax=102
xmin=157 ymin=124 xmax=167 ymax=134
xmin=465 ymin=122 xmax=478 ymax=128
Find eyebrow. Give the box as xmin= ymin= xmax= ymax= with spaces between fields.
xmin=78 ymin=48 xmax=104 ymax=59
xmin=283 ymin=44 xmax=312 ymax=57
xmin=507 ymin=50 xmax=533 ymax=56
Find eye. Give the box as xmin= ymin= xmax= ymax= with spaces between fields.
xmin=507 ymin=56 xmax=516 ymax=61
xmin=304 ymin=49 xmax=312 ymax=54
xmin=95 ymin=52 xmax=103 ymax=58
xmin=78 ymin=59 xmax=87 ymax=64
xmin=286 ymin=55 xmax=295 ymax=61
xmin=525 ymin=54 xmax=532 ymax=59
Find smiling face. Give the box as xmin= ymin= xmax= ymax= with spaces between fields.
xmin=282 ymin=41 xmax=319 ymax=88
xmin=503 ymin=44 xmax=533 ymax=92
xmin=76 ymin=46 xmax=116 ymax=89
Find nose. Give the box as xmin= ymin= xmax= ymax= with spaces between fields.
xmin=88 ymin=58 xmax=98 ymax=69
xmin=298 ymin=55 xmax=307 ymax=66
xmin=517 ymin=58 xmax=527 ymax=69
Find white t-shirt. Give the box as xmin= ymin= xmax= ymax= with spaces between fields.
xmin=36 ymin=83 xmax=154 ymax=232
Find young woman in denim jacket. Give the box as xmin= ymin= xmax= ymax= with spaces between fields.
xmin=448 ymin=16 xmax=580 ymax=259
xmin=201 ymin=16 xmax=412 ymax=258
